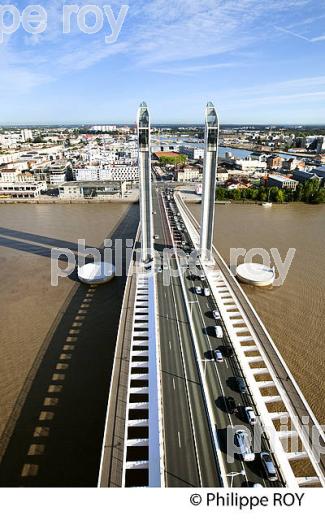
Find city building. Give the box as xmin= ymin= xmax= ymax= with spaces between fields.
xmin=306 ymin=136 xmax=325 ymax=153
xmin=310 ymin=166 xmax=325 ymax=184
xmin=21 ymin=129 xmax=33 ymax=142
xmin=48 ymin=161 xmax=68 ymax=185
xmin=90 ymin=125 xmax=117 ymax=132
xmin=216 ymin=170 xmax=229 ymax=182
xmin=0 ymin=169 xmax=36 ymax=183
xmin=223 ymin=153 xmax=267 ymax=173
xmin=75 ymin=165 xmax=138 ymax=182
xmin=292 ymin=170 xmax=321 ymax=183
xmin=267 ymin=174 xmax=299 ymax=190
xmin=58 ymin=181 xmax=126 ymax=199
xmin=0 ymin=181 xmax=46 ymax=199
xmin=282 ymin=158 xmax=306 ymax=172
xmin=267 ymin=155 xmax=284 ymax=170
xmin=176 ymin=166 xmax=201 ymax=182
xmin=179 ymin=145 xmax=205 ymax=160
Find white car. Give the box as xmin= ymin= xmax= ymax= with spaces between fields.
xmin=234 ymin=430 xmax=255 ymax=462
xmin=195 ymin=286 xmax=202 ymax=295
xmin=154 ymin=235 xmax=159 ymax=240
xmin=212 ymin=309 xmax=221 ymax=320
xmin=214 ymin=325 xmax=223 ymax=339
xmin=204 ymin=288 xmax=211 ymax=297
xmin=214 ymin=349 xmax=223 ymax=363
xmin=245 ymin=406 xmax=257 ymax=425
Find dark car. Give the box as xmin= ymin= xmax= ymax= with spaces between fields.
xmin=227 ymin=396 xmax=237 ymax=414
xmin=236 ymin=377 xmax=248 ymax=394
xmin=260 ymin=452 xmax=278 ymax=481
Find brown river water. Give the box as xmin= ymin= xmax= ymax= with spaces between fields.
xmin=0 ymin=203 xmax=137 ymax=454
xmin=190 ymin=202 xmax=325 ymax=426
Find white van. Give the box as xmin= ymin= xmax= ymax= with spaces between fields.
xmin=214 ymin=325 xmax=223 ymax=339
xmin=234 ymin=430 xmax=255 ymax=462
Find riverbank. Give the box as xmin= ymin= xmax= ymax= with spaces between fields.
xmin=221 ymin=142 xmax=321 ymax=159
xmin=0 ymin=197 xmax=139 ymax=205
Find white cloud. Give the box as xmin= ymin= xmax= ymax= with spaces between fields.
xmin=152 ymin=62 xmax=241 ymax=76
xmin=0 ymin=0 xmax=320 ymax=101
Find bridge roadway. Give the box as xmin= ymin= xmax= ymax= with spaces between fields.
xmin=153 ymin=185 xmax=282 ymax=487
xmin=153 ymin=187 xmax=220 ymax=487
xmin=176 ymin=189 xmax=325 ymax=483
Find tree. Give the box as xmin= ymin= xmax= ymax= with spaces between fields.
xmin=313 ymin=188 xmax=325 ymax=204
xmin=294 ymin=184 xmax=304 ymax=202
xmin=159 ymin=154 xmax=187 ymax=166
xmin=33 ymin=135 xmax=45 ymax=144
xmin=275 ymin=189 xmax=285 ymax=203
xmin=232 ymin=189 xmax=242 ymax=201
xmin=216 ymin=187 xmax=226 ymax=200
xmin=302 ymin=178 xmax=320 ymax=203
xmin=257 ymin=187 xmax=268 ymax=202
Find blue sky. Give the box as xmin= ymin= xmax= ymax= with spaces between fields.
xmin=1 ymin=0 xmax=325 ymax=124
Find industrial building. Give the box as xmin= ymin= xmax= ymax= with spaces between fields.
xmin=267 ymin=174 xmax=299 ymax=190
xmin=58 ymin=180 xmax=127 ymax=199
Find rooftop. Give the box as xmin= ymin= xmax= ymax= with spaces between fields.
xmin=60 ymin=180 xmax=125 ymax=187
xmin=154 ymin=151 xmax=182 ymax=158
xmin=268 ymin=174 xmax=293 ymax=181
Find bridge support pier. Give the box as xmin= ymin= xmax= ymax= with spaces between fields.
xmin=200 ymin=102 xmax=219 ymax=264
xmin=137 ymin=102 xmax=153 ymax=263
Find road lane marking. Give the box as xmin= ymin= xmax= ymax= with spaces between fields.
xmin=178 ymin=431 xmax=182 ymax=448
xmin=173 ymin=377 xmax=176 ymax=391
xmin=169 ymin=341 xmax=172 ymax=350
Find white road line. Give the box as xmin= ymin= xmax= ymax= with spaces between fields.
xmin=178 ymin=431 xmax=182 ymax=448
xmin=169 ymin=341 xmax=172 ymax=350
xmin=173 ymin=377 xmax=176 ymax=391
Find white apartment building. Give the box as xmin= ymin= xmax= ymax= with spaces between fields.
xmin=176 ymin=167 xmax=201 ymax=182
xmin=75 ymin=165 xmax=138 ymax=182
xmin=216 ymin=171 xmax=229 ymax=182
xmin=21 ymin=129 xmax=33 ymax=142
xmin=0 ymin=181 xmax=46 ymax=199
xmin=90 ymin=125 xmax=117 ymax=132
xmin=225 ymin=153 xmax=267 ymax=174
xmin=0 ymin=169 xmax=36 ymax=183
xmin=179 ymin=145 xmax=205 ymax=160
